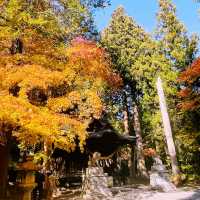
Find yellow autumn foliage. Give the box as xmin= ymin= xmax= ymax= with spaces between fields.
xmin=0 ymin=34 xmax=121 ymax=152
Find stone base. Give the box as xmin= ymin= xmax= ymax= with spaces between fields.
xmin=82 ymin=167 xmax=113 ymax=200
xmin=150 ymin=172 xmax=176 ymax=192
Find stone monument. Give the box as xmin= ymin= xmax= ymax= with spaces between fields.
xmin=150 ymin=156 xmax=176 ymax=192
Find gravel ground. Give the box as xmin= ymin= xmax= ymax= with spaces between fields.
xmin=54 ymin=185 xmax=200 ymax=200
xmin=113 ymin=186 xmax=200 ymax=200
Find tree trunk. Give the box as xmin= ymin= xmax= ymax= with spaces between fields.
xmin=156 ymin=77 xmax=180 ymax=176
xmin=122 ymin=89 xmax=136 ymax=181
xmin=123 ymin=110 xmax=129 ymax=135
xmin=0 ymin=129 xmax=12 ymax=199
xmin=133 ymin=104 xmax=149 ymax=179
xmin=10 ymin=38 xmax=23 ymax=54
xmin=123 ymin=91 xmax=129 ymax=135
xmin=43 ymin=141 xmax=56 ymax=199
xmin=129 ymin=145 xmax=136 ymax=178
xmin=0 ymin=144 xmax=9 ymax=198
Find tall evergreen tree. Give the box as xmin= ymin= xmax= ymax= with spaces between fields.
xmin=156 ymin=0 xmax=198 ymax=71
xmin=101 ymin=6 xmax=173 ymax=179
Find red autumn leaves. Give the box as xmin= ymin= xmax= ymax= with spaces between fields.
xmin=178 ymin=58 xmax=200 ymax=111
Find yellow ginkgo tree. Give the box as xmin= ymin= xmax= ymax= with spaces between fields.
xmin=0 ymin=0 xmax=119 ymax=197
xmin=0 ymin=37 xmax=121 ymax=151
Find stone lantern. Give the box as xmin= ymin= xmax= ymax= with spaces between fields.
xmin=16 ymin=155 xmax=38 ymax=200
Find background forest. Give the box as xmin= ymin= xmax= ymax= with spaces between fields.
xmin=101 ymin=0 xmax=200 ymax=181
xmin=0 ymin=1 xmax=200 ymax=198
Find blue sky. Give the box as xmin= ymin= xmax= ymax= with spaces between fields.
xmin=94 ymin=0 xmax=200 ymax=35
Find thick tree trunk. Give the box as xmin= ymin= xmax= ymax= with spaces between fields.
xmin=0 ymin=129 xmax=12 ymax=199
xmin=129 ymin=145 xmax=136 ymax=178
xmin=0 ymin=144 xmax=9 ymax=198
xmin=133 ymin=104 xmax=149 ymax=179
xmin=156 ymin=77 xmax=180 ymax=176
xmin=122 ymin=90 xmax=136 ymax=180
xmin=43 ymin=141 xmax=57 ymax=199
